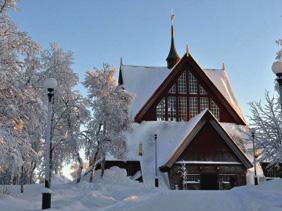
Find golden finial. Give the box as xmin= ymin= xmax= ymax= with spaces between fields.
xmin=222 ymin=62 xmax=225 ymax=70
xmin=186 ymin=44 xmax=190 ymax=57
xmin=171 ymin=9 xmax=174 ymax=24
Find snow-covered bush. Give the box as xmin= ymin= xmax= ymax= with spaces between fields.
xmin=0 ymin=186 xmax=10 ymax=197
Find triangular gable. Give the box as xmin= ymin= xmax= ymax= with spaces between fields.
xmin=120 ymin=65 xmax=171 ymax=118
xmin=134 ymin=54 xmax=246 ymax=125
xmin=160 ymin=110 xmax=252 ymax=170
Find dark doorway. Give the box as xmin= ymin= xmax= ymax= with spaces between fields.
xmin=200 ymin=173 xmax=218 ymax=190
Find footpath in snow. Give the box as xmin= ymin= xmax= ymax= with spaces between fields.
xmin=1 ymin=168 xmax=282 ymax=211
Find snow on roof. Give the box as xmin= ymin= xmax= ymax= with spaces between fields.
xmin=203 ymin=69 xmax=245 ymax=122
xmin=124 ymin=111 xmax=206 ymax=187
xmin=121 ymin=65 xmax=170 ymax=119
xmin=121 ymin=111 xmax=252 ymax=187
xmin=121 ymin=65 xmax=244 ymax=121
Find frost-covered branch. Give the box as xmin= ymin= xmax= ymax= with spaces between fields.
xmin=249 ymin=91 xmax=282 ymax=166
xmin=82 ymin=64 xmax=133 ymax=182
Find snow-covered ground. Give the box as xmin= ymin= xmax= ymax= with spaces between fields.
xmin=1 ymin=168 xmax=282 ymax=211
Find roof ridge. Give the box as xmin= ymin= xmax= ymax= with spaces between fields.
xmin=122 ymin=64 xmax=167 ymax=69
xmin=203 ymin=68 xmax=223 ymax=71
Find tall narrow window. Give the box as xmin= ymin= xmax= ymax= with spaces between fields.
xmin=178 ymin=96 xmax=187 ymax=121
xmin=211 ymin=99 xmax=220 ymax=120
xmin=167 ymin=96 xmax=177 ymax=121
xmin=156 ymin=98 xmax=166 ymax=120
xmin=200 ymin=97 xmax=209 ymax=112
xmin=199 ymin=85 xmax=207 ymax=95
xmin=189 ymin=97 xmax=198 ymax=118
xmin=178 ymin=71 xmax=187 ymax=94
xmin=169 ymin=83 xmax=176 ymax=94
xmin=188 ymin=71 xmax=198 ymax=94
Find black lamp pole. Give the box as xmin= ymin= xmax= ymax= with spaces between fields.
xmin=276 ymin=74 xmax=282 ymax=109
xmin=272 ymin=61 xmax=282 ymax=109
xmin=154 ymin=134 xmax=159 ymax=188
xmin=42 ymin=78 xmax=57 ymax=210
xmin=251 ymin=130 xmax=258 ymax=186
xmin=42 ymin=88 xmax=54 ymax=209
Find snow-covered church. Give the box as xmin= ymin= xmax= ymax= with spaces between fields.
xmin=107 ymin=15 xmax=253 ymax=190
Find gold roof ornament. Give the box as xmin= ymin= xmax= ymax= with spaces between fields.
xmin=186 ymin=44 xmax=190 ymax=57
xmin=222 ymin=62 xmax=225 ymax=70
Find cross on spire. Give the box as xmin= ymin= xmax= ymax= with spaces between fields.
xmin=166 ymin=10 xmax=180 ymax=69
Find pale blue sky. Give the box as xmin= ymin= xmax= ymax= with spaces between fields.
xmin=10 ymin=0 xmax=282 ymax=121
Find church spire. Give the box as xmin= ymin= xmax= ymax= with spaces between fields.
xmin=166 ymin=11 xmax=180 ymax=69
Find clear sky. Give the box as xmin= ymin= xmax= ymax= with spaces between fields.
xmin=10 ymin=0 xmax=282 ymax=121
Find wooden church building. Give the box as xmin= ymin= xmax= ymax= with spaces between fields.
xmin=114 ymin=15 xmax=253 ymax=190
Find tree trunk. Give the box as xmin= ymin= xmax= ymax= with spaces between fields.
xmin=89 ymin=149 xmax=99 ymax=183
xmin=100 ymin=154 xmax=106 ymax=178
xmin=76 ymin=152 xmax=83 ymax=183
xmin=20 ymin=166 xmax=24 ymax=193
xmin=89 ymin=124 xmax=102 ymax=183
xmin=29 ymin=161 xmax=36 ymax=184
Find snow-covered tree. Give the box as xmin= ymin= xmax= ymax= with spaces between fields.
xmin=249 ymin=39 xmax=282 ymax=167
xmin=0 ymin=0 xmax=43 ymax=184
xmin=38 ymin=43 xmax=88 ymax=185
xmin=0 ymin=0 xmax=18 ymax=13
xmin=83 ymin=64 xmax=132 ymax=182
xmin=0 ymin=1 xmax=87 ymax=186
xmin=249 ymin=91 xmax=282 ymax=166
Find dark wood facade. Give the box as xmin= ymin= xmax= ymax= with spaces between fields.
xmin=260 ymin=162 xmax=282 ymax=178
xmin=96 ymin=160 xmax=142 ymax=182
xmin=159 ymin=111 xmax=252 ymax=190
xmin=167 ymin=122 xmax=247 ymax=190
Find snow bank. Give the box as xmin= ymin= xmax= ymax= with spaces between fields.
xmin=52 ymin=174 xmax=71 ymax=185
xmin=0 ymin=179 xmax=282 ymax=211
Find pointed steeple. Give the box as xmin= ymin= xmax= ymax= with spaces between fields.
xmin=118 ymin=57 xmax=124 ymax=85
xmin=166 ymin=11 xmax=180 ymax=69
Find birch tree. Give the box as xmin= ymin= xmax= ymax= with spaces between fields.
xmin=39 ymin=43 xmax=88 ymax=185
xmin=0 ymin=0 xmax=43 ymax=184
xmin=83 ymin=64 xmax=132 ymax=182
xmin=249 ymin=39 xmax=282 ymax=167
xmin=249 ymin=91 xmax=282 ymax=166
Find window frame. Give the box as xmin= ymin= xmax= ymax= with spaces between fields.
xmin=155 ymin=69 xmax=220 ymax=122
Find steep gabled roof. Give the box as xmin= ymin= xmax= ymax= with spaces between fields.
xmin=124 ymin=111 xmax=208 ymax=186
xmin=160 ymin=110 xmax=252 ymax=170
xmin=203 ymin=69 xmax=244 ymax=122
xmin=120 ymin=65 xmax=171 ymax=119
xmin=123 ymin=110 xmax=252 ymax=186
xmin=120 ymin=54 xmax=245 ymax=124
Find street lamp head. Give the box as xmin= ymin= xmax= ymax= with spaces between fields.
xmin=44 ymin=78 xmax=58 ymax=90
xmin=250 ymin=128 xmax=255 ymax=137
xmin=154 ymin=133 xmax=157 ymax=141
xmin=272 ymin=61 xmax=282 ymax=77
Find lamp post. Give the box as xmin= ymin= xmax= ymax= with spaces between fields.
xmin=42 ymin=78 xmax=57 ymax=209
xmin=272 ymin=61 xmax=282 ymax=108
xmin=154 ymin=134 xmax=159 ymax=188
xmin=251 ymin=129 xmax=258 ymax=186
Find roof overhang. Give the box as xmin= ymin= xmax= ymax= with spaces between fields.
xmin=160 ymin=110 xmax=252 ymax=171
